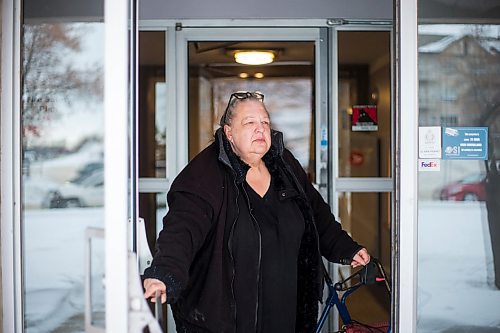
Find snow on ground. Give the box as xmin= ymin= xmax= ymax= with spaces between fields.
xmin=22 ymin=202 xmax=500 ymax=332
xmin=24 ymin=208 xmax=104 ymax=333
xmin=418 ymin=201 xmax=500 ymax=332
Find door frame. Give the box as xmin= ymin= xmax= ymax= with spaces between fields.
xmin=0 ymin=0 xmax=132 ymax=330
xmin=1 ymin=0 xmax=23 ymax=331
xmin=0 ymin=5 xmax=420 ymax=331
xmin=166 ymin=22 xmax=395 ymax=332
xmin=171 ymin=25 xmax=329 ymax=333
xmin=172 ymin=26 xmax=326 ymax=181
xmin=396 ymin=1 xmax=419 ymax=331
xmin=327 ymin=23 xmax=394 ymax=331
xmin=104 ymin=0 xmax=130 ymax=330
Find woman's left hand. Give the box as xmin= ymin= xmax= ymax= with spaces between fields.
xmin=351 ymin=248 xmax=370 ymax=268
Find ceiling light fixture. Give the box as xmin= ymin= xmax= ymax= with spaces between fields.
xmin=234 ymin=50 xmax=275 ymax=65
xmin=254 ymin=72 xmax=265 ymax=79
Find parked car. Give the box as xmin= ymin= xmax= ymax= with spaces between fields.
xmin=23 ymin=176 xmax=61 ymax=209
xmin=48 ymin=168 xmax=104 ymax=208
xmin=70 ymin=162 xmax=103 ymax=183
xmin=439 ymin=173 xmax=486 ymax=201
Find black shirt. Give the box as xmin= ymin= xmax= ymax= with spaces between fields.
xmin=233 ymin=177 xmax=305 ymax=332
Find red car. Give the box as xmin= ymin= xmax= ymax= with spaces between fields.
xmin=439 ymin=173 xmax=487 ymax=201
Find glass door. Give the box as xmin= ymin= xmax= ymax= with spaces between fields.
xmin=185 ymin=38 xmax=318 ymax=178
xmin=20 ymin=5 xmax=107 ymax=332
xmin=137 ymin=27 xmax=174 ymax=332
xmin=15 ymin=0 xmax=133 ymax=331
xmin=174 ymin=25 xmax=394 ymax=333
xmin=417 ymin=2 xmax=500 ymax=331
xmin=136 ymin=25 xmax=326 ymax=333
xmin=135 ymin=24 xmax=394 ymax=333
xmin=173 ymin=27 xmax=326 ymax=176
xmin=179 ymin=26 xmax=338 ymax=333
xmin=330 ymin=25 xmax=393 ymax=329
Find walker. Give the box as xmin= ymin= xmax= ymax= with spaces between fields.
xmin=315 ymin=258 xmax=391 ymax=333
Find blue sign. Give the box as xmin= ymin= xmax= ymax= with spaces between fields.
xmin=442 ymin=127 xmax=488 ymax=160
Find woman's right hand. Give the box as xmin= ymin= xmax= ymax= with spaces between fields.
xmin=143 ymin=278 xmax=167 ymax=304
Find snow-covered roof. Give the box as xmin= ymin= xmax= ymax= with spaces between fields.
xmin=419 ymin=35 xmax=462 ymax=53
xmin=478 ymin=39 xmax=500 ymax=54
xmin=419 ymin=34 xmax=500 ymax=54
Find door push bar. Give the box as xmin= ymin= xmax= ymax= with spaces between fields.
xmin=84 ymin=225 xmax=163 ymax=332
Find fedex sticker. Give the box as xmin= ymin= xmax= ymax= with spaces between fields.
xmin=418 ymin=159 xmax=440 ymax=172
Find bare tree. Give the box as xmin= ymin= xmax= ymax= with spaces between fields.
xmin=22 ymin=23 xmax=103 ymax=142
xmin=441 ymin=33 xmax=500 ymax=288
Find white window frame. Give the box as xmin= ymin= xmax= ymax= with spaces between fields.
xmin=396 ymin=1 xmax=419 ymax=331
xmin=104 ymin=0 xmax=130 ymax=331
xmin=1 ymin=0 xmax=134 ymax=331
xmin=329 ymin=24 xmax=394 ymax=195
xmin=1 ymin=0 xmax=23 ymax=331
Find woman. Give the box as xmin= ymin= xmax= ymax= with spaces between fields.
xmin=143 ymin=91 xmax=370 ymax=333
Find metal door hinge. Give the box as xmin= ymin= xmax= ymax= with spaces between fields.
xmin=326 ymin=18 xmax=347 ymax=26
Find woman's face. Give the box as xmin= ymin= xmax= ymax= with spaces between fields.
xmin=223 ymin=100 xmax=271 ymax=164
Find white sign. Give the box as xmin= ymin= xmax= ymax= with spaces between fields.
xmin=419 ymin=126 xmax=442 ymax=159
xmin=418 ymin=159 xmax=441 ymax=172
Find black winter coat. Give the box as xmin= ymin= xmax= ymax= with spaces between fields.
xmin=143 ymin=128 xmax=362 ymax=333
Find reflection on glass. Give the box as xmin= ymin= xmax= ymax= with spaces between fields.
xmin=337 ymin=192 xmax=391 ymax=326
xmin=417 ymin=23 xmax=500 ymax=331
xmin=337 ymin=31 xmax=391 ymax=178
xmin=21 ymin=21 xmax=104 ymax=332
xmin=156 ymin=192 xmax=167 ymax=232
xmin=139 ymin=192 xmax=167 ymax=253
xmin=187 ymin=41 xmax=315 ymax=178
xmin=155 ymin=83 xmax=167 ymax=178
xmin=90 ymin=237 xmax=105 ymax=328
xmin=139 ymin=31 xmax=166 ymax=178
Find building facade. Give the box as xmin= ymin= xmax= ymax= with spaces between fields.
xmin=1 ymin=0 xmax=499 ymax=332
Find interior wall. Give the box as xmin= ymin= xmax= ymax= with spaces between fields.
xmin=139 ymin=0 xmax=392 ymax=20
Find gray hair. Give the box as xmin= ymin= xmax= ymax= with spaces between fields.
xmin=219 ymin=93 xmax=268 ymax=127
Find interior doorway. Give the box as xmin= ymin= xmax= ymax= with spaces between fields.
xmin=187 ymin=40 xmax=316 ymax=179
xmin=333 ymin=29 xmax=392 ymax=327
xmin=137 ymin=25 xmax=393 ymax=332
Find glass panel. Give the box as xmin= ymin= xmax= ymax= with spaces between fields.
xmin=337 ymin=192 xmax=391 ymax=325
xmin=139 ymin=192 xmax=167 ymax=252
xmin=417 ymin=17 xmax=500 ymax=332
xmin=187 ymin=41 xmax=316 ymax=179
xmin=139 ymin=31 xmax=166 ymax=178
xmin=337 ymin=31 xmax=391 ymax=178
xmin=21 ymin=9 xmax=105 ymax=332
xmin=90 ymin=236 xmax=105 ymax=327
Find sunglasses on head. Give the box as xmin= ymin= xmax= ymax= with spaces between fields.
xmin=229 ymin=91 xmax=264 ymax=102
xmin=220 ymin=91 xmax=265 ymax=126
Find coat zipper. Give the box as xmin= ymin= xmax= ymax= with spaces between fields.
xmin=242 ymin=185 xmax=262 ymax=333
xmin=227 ymin=178 xmax=239 ymax=329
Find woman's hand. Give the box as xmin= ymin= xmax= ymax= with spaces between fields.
xmin=143 ymin=278 xmax=167 ymax=304
xmin=351 ymin=248 xmax=371 ymax=268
